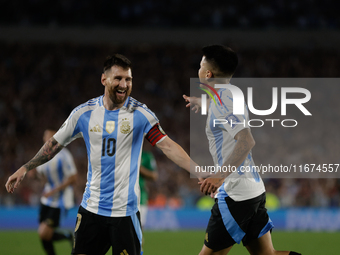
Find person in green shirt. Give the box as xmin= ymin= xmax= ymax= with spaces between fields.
xmin=139 ymin=151 xmax=158 ymax=227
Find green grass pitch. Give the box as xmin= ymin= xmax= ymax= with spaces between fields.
xmin=0 ymin=230 xmax=339 ymax=254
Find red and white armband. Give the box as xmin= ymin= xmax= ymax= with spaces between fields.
xmin=146 ymin=124 xmax=167 ymax=146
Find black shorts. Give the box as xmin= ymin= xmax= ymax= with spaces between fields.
xmin=39 ymin=203 xmax=61 ymax=228
xmin=72 ymin=206 xmax=142 ymax=255
xmin=204 ymin=193 xmax=274 ymax=251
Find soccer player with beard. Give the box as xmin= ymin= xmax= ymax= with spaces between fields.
xmin=6 ymin=54 xmax=200 ymax=255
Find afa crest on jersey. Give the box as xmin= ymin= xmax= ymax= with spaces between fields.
xmin=120 ymin=118 xmax=131 ymax=134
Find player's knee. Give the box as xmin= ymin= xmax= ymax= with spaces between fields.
xmin=38 ymin=227 xmax=52 ymax=240
xmin=38 ymin=230 xmax=50 ymax=240
xmin=247 ymin=247 xmax=276 ymax=255
xmin=198 ymin=247 xmax=206 ymax=255
xmin=259 ymin=249 xmax=278 ymax=255
xmin=198 ymin=247 xmax=211 ymax=255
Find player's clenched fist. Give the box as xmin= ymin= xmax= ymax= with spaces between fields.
xmin=198 ymin=177 xmax=222 ymax=196
xmin=5 ymin=166 xmax=28 ymax=193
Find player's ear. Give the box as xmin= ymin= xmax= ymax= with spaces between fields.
xmin=101 ymin=73 xmax=106 ymax=86
xmin=205 ymin=70 xmax=214 ymax=80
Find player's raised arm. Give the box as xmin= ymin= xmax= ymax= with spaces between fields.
xmin=5 ymin=137 xmax=64 ymax=193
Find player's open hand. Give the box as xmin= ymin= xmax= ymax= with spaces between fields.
xmin=183 ymin=95 xmax=201 ymax=113
xmin=198 ymin=177 xmax=223 ymax=196
xmin=5 ymin=166 xmax=28 ymax=193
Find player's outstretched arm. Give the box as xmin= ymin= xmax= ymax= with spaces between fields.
xmin=156 ymin=136 xmax=192 ymax=172
xmin=155 ymin=136 xmax=207 ymax=183
xmin=5 ymin=137 xmax=64 ymax=193
xmin=183 ymin=94 xmax=202 ymax=113
xmin=200 ymin=128 xmax=255 ymax=195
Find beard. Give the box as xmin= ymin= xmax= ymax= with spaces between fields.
xmin=108 ymin=85 xmax=132 ymax=105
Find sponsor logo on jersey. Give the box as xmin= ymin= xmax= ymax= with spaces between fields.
xmin=90 ymin=124 xmax=102 ymax=132
xmin=120 ymin=249 xmax=129 ymax=255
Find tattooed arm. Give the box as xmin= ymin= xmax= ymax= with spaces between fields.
xmin=199 ymin=128 xmax=256 ymax=195
xmin=5 ymin=137 xmax=64 ymax=193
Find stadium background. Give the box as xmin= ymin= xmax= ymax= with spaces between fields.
xmin=1 ymin=1 xmax=340 ymax=254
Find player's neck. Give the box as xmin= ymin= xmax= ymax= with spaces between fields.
xmin=103 ymin=94 xmax=125 ymax=111
xmin=211 ymin=78 xmax=230 ymax=92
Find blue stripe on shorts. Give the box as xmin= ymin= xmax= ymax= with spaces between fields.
xmin=217 ymin=198 xmax=246 ymax=244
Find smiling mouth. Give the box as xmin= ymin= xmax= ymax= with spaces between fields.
xmin=116 ymin=89 xmax=126 ymax=96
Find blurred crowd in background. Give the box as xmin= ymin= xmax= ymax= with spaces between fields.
xmin=1 ymin=0 xmax=339 ymax=29
xmin=0 ymin=42 xmax=339 ymax=210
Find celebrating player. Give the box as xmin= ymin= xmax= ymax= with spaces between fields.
xmin=6 ymin=53 xmax=200 ymax=255
xmin=183 ymin=45 xmax=301 ymax=255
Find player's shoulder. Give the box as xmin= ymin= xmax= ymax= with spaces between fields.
xmin=70 ymin=96 xmax=103 ymax=118
xmin=125 ymin=96 xmax=147 ymax=109
xmin=212 ymin=85 xmax=234 ymax=111
xmin=209 ymin=87 xmax=234 ymax=116
xmin=78 ymin=96 xmax=102 ymax=109
xmin=125 ymin=97 xmax=157 ymax=118
xmin=218 ymin=86 xmax=233 ymax=102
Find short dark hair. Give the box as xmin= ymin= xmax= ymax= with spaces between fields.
xmin=103 ymin=54 xmax=132 ymax=72
xmin=202 ymin=45 xmax=238 ymax=77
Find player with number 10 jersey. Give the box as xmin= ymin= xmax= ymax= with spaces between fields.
xmin=6 ymin=53 xmax=200 ymax=255
xmin=54 ymin=95 xmax=164 ymax=217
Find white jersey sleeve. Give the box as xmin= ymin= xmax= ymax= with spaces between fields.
xmin=54 ymin=101 xmax=96 ymax=146
xmin=129 ymin=100 xmax=159 ymax=134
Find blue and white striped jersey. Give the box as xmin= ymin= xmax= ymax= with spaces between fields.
xmin=206 ymin=87 xmax=265 ymax=201
xmin=54 ymin=96 xmax=159 ymax=217
xmin=37 ymin=148 xmax=77 ymax=209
